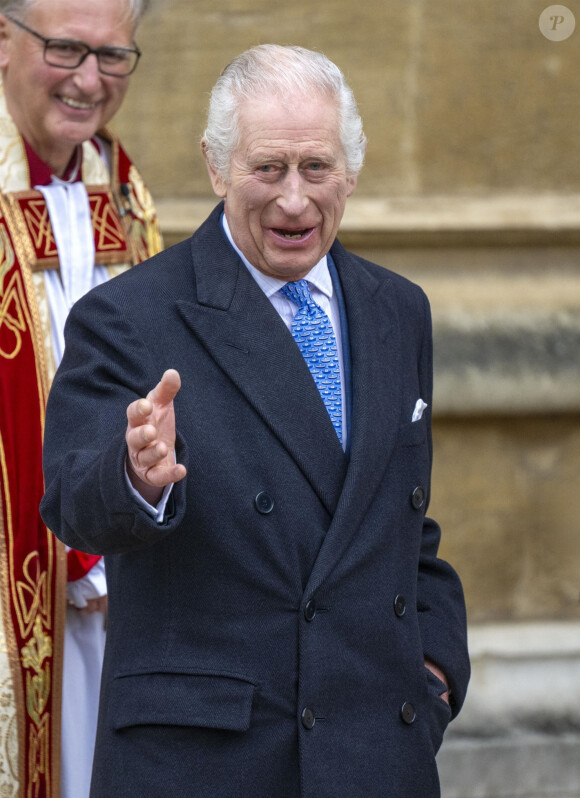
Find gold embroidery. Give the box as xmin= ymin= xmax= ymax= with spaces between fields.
xmin=128 ymin=165 xmax=153 ymax=220
xmin=0 ymin=270 xmax=26 ymax=361
xmin=22 ymin=617 xmax=52 ymax=795
xmin=21 ymin=619 xmax=51 ymax=726
xmin=1 ymin=422 xmax=55 ymax=798
xmin=3 ymin=188 xmax=132 ymax=272
xmin=16 ymin=556 xmax=48 ymax=643
xmin=30 ymin=273 xmax=55 ymax=385
xmin=27 ymin=711 xmax=49 ymax=798
xmin=0 ymin=218 xmax=22 ymax=362
xmin=0 ymin=437 xmax=23 ymax=795
xmin=90 ymin=192 xmax=127 ymax=252
xmin=0 ymin=221 xmax=15 ymax=293
xmin=21 ymin=201 xmax=56 ymax=260
xmin=127 ymin=166 xmax=163 ymax=257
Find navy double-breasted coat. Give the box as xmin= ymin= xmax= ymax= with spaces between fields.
xmin=41 ymin=203 xmax=469 ymax=797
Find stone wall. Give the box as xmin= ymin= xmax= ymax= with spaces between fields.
xmin=117 ymin=0 xmax=580 ymax=199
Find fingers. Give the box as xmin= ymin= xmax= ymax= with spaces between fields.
xmin=126 ymin=422 xmax=166 ymax=461
xmin=148 ymin=368 xmax=181 ymax=407
xmin=126 ymin=396 xmax=153 ymax=430
xmin=139 ymin=461 xmax=187 ymax=489
xmin=125 ymin=370 xmax=186 ymax=491
xmin=171 ymin=463 xmax=187 ymax=482
xmin=126 ymin=370 xmax=181 ymax=430
xmin=126 ymin=428 xmax=170 ymax=482
xmin=78 ymin=596 xmax=108 ymax=615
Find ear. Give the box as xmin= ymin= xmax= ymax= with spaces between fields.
xmin=0 ymin=15 xmax=12 ymax=68
xmin=346 ymin=174 xmax=358 ymax=198
xmin=201 ymin=140 xmax=227 ymax=199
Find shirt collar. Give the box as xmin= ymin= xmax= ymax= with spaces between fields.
xmin=24 ymin=139 xmax=83 ymax=186
xmin=221 ymin=213 xmax=333 ymax=300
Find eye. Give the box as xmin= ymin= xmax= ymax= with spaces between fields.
xmin=255 ymin=163 xmax=282 ymax=179
xmin=46 ymin=40 xmax=85 ymax=59
xmin=303 ymin=160 xmax=330 ymax=174
xmin=98 ymin=48 xmax=132 ymax=66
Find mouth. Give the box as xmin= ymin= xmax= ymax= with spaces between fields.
xmin=272 ymin=227 xmax=314 ymax=241
xmin=59 ymin=96 xmax=98 ymax=111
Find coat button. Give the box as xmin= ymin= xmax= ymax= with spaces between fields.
xmin=400 ymin=702 xmax=416 ymax=724
xmin=411 ymin=486 xmax=425 ymax=510
xmin=255 ymin=491 xmax=274 ymax=514
xmin=304 ymin=600 xmax=317 ymax=622
xmin=301 ymin=708 xmax=316 ymax=730
xmin=394 ymin=594 xmax=406 ymax=617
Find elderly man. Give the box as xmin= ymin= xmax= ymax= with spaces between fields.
xmin=41 ymin=45 xmax=470 ymax=797
xmin=0 ymin=0 xmax=161 ymax=795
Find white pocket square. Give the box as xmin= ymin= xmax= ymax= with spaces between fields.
xmin=412 ymin=399 xmax=428 ymax=422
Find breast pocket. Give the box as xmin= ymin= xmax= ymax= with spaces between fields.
xmin=108 ymin=671 xmax=256 ymax=732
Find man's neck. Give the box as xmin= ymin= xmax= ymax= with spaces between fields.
xmin=23 ymin=138 xmax=83 ymax=186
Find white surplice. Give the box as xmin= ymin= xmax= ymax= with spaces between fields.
xmin=37 ymin=179 xmax=108 ymax=798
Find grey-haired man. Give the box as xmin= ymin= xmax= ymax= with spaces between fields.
xmin=41 ymin=44 xmax=469 ymax=798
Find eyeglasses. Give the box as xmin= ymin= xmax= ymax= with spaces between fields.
xmin=5 ymin=15 xmax=141 ymax=77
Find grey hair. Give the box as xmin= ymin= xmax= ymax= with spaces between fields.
xmin=202 ymin=44 xmax=366 ymax=180
xmin=0 ymin=0 xmax=150 ymax=27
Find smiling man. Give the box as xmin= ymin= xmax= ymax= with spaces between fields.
xmin=41 ymin=45 xmax=470 ymax=797
xmin=0 ymin=0 xmax=162 ymax=796
xmin=203 ymin=91 xmax=357 ymax=281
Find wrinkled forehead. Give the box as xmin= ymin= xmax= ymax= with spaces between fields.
xmin=231 ymin=91 xmax=344 ymax=164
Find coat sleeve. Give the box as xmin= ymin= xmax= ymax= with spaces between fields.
xmin=40 ymin=285 xmax=188 ymax=555
xmin=415 ymin=288 xmax=470 ymax=717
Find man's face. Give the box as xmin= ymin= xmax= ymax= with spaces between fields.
xmin=206 ymin=90 xmax=357 ymax=281
xmin=0 ymin=0 xmax=134 ymax=174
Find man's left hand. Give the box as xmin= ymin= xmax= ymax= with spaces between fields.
xmin=424 ymin=658 xmax=450 ymax=705
xmin=77 ymin=595 xmax=108 ymax=616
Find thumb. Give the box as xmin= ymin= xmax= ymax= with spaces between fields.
xmin=149 ymin=369 xmax=181 ymax=406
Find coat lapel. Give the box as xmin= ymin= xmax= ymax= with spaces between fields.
xmin=176 ymin=206 xmax=347 ymax=517
xmin=304 ymin=241 xmax=404 ymax=595
xmin=337 ymin=241 xmax=402 ymax=490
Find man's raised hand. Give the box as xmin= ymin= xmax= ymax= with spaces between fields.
xmin=125 ymin=369 xmax=187 ymax=503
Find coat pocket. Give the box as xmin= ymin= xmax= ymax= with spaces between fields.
xmin=424 ymin=669 xmax=452 ymax=754
xmin=398 ymin=419 xmax=427 ymax=447
xmin=108 ymin=671 xmax=256 ymax=732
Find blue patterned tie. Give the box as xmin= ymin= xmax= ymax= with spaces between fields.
xmin=279 ymin=280 xmax=342 ymax=442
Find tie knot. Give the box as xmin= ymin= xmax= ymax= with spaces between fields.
xmin=279 ymin=279 xmax=312 ymax=308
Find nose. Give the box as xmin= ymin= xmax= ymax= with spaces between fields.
xmin=276 ymin=168 xmax=308 ymax=216
xmin=72 ymin=53 xmax=102 ymax=91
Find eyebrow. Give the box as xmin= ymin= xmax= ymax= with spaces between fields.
xmin=248 ymin=150 xmax=337 ymax=166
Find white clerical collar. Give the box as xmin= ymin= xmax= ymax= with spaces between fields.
xmin=221 ymin=212 xmax=333 ymax=301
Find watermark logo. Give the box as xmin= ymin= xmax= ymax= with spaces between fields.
xmin=539 ymin=5 xmax=576 ymax=40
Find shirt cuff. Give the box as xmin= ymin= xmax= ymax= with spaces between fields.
xmin=124 ymin=462 xmax=174 ymax=522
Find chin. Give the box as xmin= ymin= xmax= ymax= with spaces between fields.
xmin=58 ymin=122 xmax=100 ymax=147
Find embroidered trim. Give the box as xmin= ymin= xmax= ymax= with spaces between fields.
xmin=2 ymin=187 xmax=134 ymax=272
